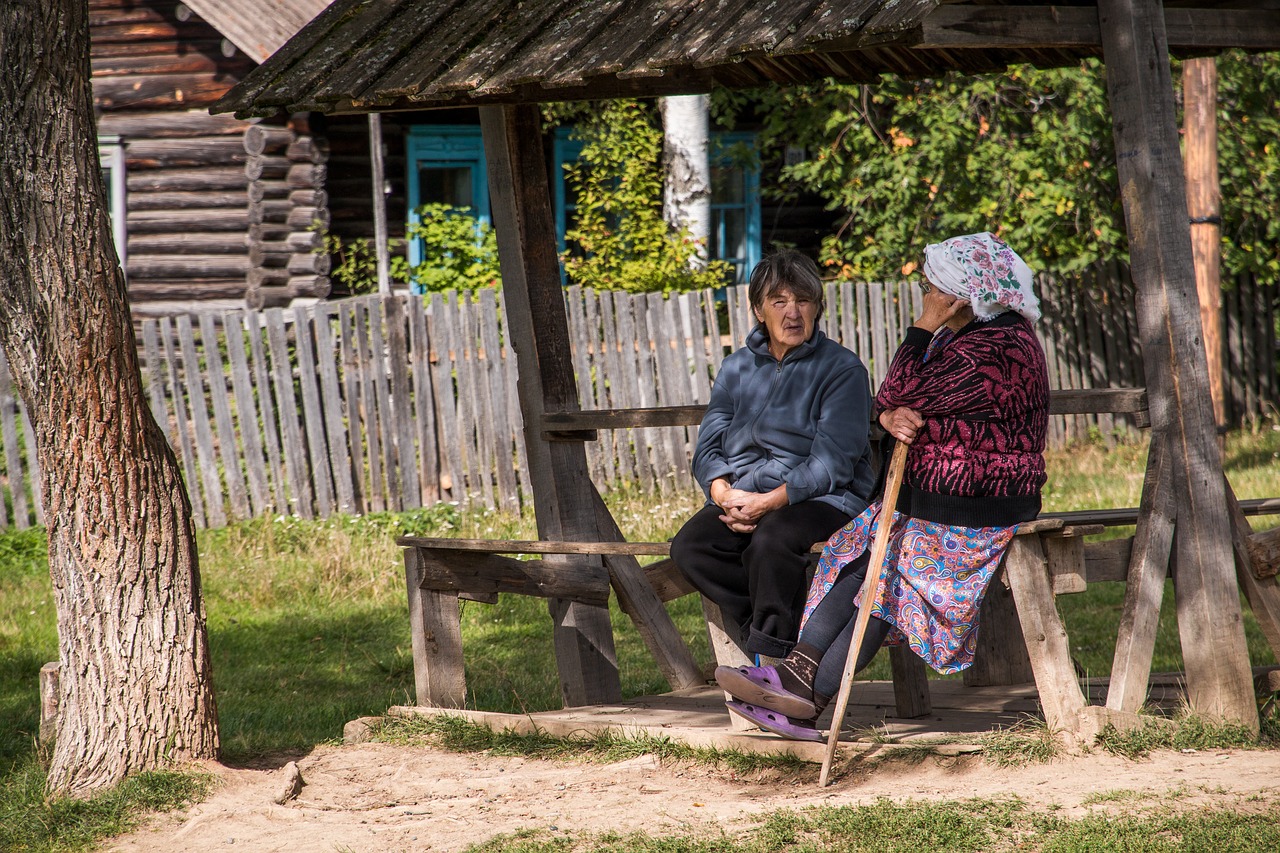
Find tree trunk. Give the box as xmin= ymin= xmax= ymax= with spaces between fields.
xmin=0 ymin=0 xmax=219 ymax=796
xmin=660 ymin=95 xmax=712 ymax=268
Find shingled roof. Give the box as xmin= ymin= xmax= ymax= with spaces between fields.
xmin=213 ymin=1 xmax=1280 ymax=117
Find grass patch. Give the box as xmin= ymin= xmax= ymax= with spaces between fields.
xmin=0 ymin=753 xmax=212 ymax=853
xmin=1095 ymin=713 xmax=1266 ymax=760
xmin=463 ymin=796 xmax=1280 ymax=852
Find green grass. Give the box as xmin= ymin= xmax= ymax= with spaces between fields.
xmin=0 ymin=424 xmax=1278 ymax=851
xmin=460 ymin=796 xmax=1280 ymax=852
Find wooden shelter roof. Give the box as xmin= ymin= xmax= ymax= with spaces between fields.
xmin=213 ymin=1 xmax=1280 ymax=118
xmin=184 ymin=0 xmax=333 ymax=64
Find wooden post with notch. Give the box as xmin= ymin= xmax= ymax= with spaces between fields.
xmin=1098 ymin=0 xmax=1258 ymax=731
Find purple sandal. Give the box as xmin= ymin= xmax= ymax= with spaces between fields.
xmin=726 ymin=700 xmax=824 ymax=742
xmin=714 ymin=664 xmax=817 ymax=719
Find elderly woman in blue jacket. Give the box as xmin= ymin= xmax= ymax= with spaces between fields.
xmin=672 ymin=249 xmax=875 ymax=662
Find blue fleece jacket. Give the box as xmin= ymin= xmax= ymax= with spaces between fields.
xmin=691 ymin=325 xmax=875 ymax=517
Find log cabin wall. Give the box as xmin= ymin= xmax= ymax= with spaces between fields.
xmin=90 ymin=0 xmax=274 ymax=316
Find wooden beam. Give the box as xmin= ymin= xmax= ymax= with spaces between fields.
xmin=916 ymin=6 xmax=1280 ymax=51
xmin=412 ymin=550 xmax=612 ymax=606
xmin=1107 ymin=433 xmax=1175 ymax=713
xmin=481 ymin=104 xmax=621 ymax=707
xmin=1182 ymin=57 xmax=1226 ymax=430
xmin=1099 ymin=0 xmax=1258 ymax=732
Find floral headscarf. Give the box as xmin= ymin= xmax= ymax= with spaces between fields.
xmin=922 ymin=232 xmax=1040 ymax=323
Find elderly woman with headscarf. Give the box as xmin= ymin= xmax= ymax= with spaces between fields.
xmin=672 ymin=249 xmax=876 ymax=664
xmin=714 ymin=232 xmax=1049 ymax=740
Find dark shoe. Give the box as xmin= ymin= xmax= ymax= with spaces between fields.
xmin=725 ymin=700 xmax=823 ymax=742
xmin=714 ymin=664 xmax=817 ymax=719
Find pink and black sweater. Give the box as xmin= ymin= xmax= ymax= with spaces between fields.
xmin=874 ymin=311 xmax=1048 ymax=529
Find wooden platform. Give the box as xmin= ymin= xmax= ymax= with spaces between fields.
xmin=379 ymin=667 xmax=1277 ymax=763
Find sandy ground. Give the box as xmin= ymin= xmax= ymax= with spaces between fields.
xmin=103 ymin=737 xmax=1280 ymax=853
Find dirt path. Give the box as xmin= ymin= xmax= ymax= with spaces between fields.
xmin=103 ymin=741 xmax=1280 ymax=852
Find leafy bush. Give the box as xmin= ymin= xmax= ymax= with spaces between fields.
xmin=559 ymin=100 xmax=732 ymax=293
xmin=320 ymin=203 xmax=501 ymax=294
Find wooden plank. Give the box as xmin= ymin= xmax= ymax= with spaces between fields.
xmin=313 ymin=304 xmax=358 ymax=514
xmin=963 ymin=567 xmax=1035 ymax=687
xmin=581 ymin=288 xmax=615 ymax=484
xmin=223 ymin=311 xmax=272 ymax=517
xmin=198 ymin=313 xmax=250 ymax=519
xmin=367 ymin=297 xmax=403 ymax=511
xmin=292 ymin=304 xmax=334 ymax=517
xmin=602 ymin=291 xmax=636 ymax=484
xmin=404 ymin=549 xmax=467 ymax=709
xmin=457 ymin=295 xmax=494 ymax=508
xmin=353 ymin=299 xmax=386 ymax=512
xmin=408 ymin=296 xmax=440 ymax=505
xmin=1044 ymin=535 xmax=1087 ymax=595
xmin=413 ymin=550 xmax=611 ymax=606
xmin=176 ymin=314 xmax=226 ymax=528
xmin=615 ymin=292 xmax=655 ymax=489
xmin=245 ymin=309 xmax=286 ymax=515
xmin=19 ymin=408 xmax=40 ymax=525
xmin=265 ymin=307 xmax=313 ymax=518
xmin=338 ymin=302 xmax=368 ymax=512
xmin=565 ymin=285 xmax=602 ymax=482
xmin=157 ymin=316 xmax=205 ymax=527
xmin=386 ymin=295 xmax=421 ymax=510
xmin=479 ymin=289 xmax=517 ymax=510
xmin=482 ymin=103 xmax=621 ymax=706
xmin=139 ymin=319 xmax=173 ymax=522
xmin=1107 ymin=433 xmax=1175 ymax=712
xmin=888 ymin=645 xmax=932 ymax=718
xmin=427 ymin=292 xmax=465 ymax=502
xmin=644 ymin=292 xmax=679 ymax=488
xmin=702 ymin=596 xmax=756 ymax=732
xmin=0 ymin=353 xmax=25 ymax=529
xmin=1003 ymin=534 xmax=1088 ymax=733
xmin=870 ymin=282 xmax=888 ymax=387
xmin=498 ymin=289 xmax=533 ymax=506
xmin=1226 ymin=480 xmax=1280 ymax=659
xmin=1100 ymin=0 xmax=1257 ymax=730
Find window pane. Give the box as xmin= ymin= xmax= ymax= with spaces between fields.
xmin=419 ymin=166 xmax=474 ymax=209
xmin=712 ymin=164 xmax=745 ymax=204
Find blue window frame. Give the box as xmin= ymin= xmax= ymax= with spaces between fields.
xmin=407 ymin=125 xmax=761 ymax=283
xmin=404 ymin=127 xmax=490 ymax=267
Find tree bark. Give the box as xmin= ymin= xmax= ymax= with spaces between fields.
xmin=0 ymin=0 xmax=219 ymax=795
xmin=660 ymin=95 xmax=712 ymax=268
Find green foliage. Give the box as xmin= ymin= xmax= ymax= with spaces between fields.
xmin=560 ymin=100 xmax=732 ymax=293
xmin=0 ymin=756 xmax=211 ymax=853
xmin=730 ymin=52 xmax=1280 ymax=284
xmin=397 ymin=203 xmax=502 ymax=292
xmin=319 ymin=204 xmax=501 ymax=295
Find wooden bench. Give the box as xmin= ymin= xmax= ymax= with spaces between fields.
xmin=400 ymin=387 xmax=1256 ymax=736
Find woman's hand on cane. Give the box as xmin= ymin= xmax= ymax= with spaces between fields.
xmin=879 ymin=406 xmax=923 ymax=445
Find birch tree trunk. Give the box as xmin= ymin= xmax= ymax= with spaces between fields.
xmin=0 ymin=0 xmax=219 ymax=795
xmin=660 ymin=95 xmax=712 ymax=268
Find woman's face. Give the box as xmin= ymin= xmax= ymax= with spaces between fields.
xmin=753 ymin=286 xmax=819 ymax=359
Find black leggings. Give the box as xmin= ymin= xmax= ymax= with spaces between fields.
xmin=798 ymin=549 xmax=894 ymax=699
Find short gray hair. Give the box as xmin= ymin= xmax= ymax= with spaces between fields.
xmin=747 ymin=249 xmax=825 ymax=321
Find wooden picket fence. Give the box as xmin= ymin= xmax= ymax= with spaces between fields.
xmin=0 ymin=274 xmax=1274 ymax=531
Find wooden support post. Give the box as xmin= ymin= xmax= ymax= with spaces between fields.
xmin=701 ymin=597 xmax=756 ymax=732
xmin=964 ymin=566 xmax=1034 ymax=687
xmin=481 ymin=104 xmax=620 ymax=706
xmin=1098 ymin=0 xmax=1258 ymax=732
xmin=1003 ymin=535 xmax=1088 ymax=734
xmin=888 ymin=646 xmax=931 ymax=719
xmin=1182 ymin=57 xmax=1225 ymax=430
xmin=404 ymin=549 xmax=466 ymax=708
xmin=1108 ymin=433 xmax=1175 ymax=712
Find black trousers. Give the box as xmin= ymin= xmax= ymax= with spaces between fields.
xmin=671 ymin=500 xmax=851 ymax=658
xmin=796 ymin=549 xmax=893 ymax=699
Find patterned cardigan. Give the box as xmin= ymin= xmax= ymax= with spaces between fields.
xmin=874 ymin=311 xmax=1049 ymax=529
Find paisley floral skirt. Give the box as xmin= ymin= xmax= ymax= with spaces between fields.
xmin=800 ymin=501 xmax=1016 ymax=674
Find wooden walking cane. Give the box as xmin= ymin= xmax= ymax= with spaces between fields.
xmin=818 ymin=439 xmax=909 ymax=787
